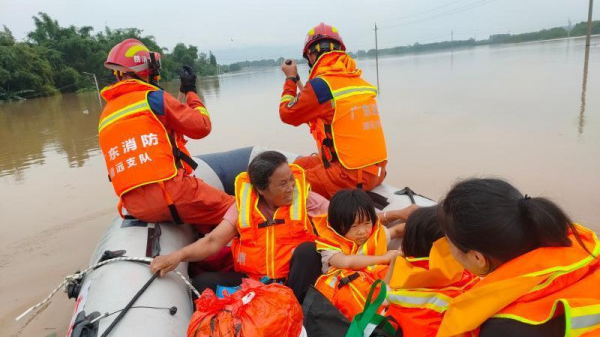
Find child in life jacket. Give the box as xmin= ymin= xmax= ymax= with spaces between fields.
xmin=384 ymin=206 xmax=477 ymax=337
xmin=313 ymin=189 xmax=406 ymax=320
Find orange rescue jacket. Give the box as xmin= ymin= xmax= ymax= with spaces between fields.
xmin=437 ymin=224 xmax=600 ymax=337
xmin=386 ymin=238 xmax=477 ymax=337
xmin=231 ymin=164 xmax=315 ymax=280
xmin=313 ymin=215 xmax=389 ymax=320
xmin=99 ymin=79 xmax=185 ymax=197
xmin=308 ymin=52 xmax=387 ymax=173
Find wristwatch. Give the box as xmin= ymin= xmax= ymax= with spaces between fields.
xmin=286 ymin=74 xmax=300 ymax=83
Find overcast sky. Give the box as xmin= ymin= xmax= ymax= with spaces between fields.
xmin=0 ymin=0 xmax=596 ymax=62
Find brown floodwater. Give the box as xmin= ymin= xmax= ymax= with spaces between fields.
xmin=0 ymin=36 xmax=599 ymax=336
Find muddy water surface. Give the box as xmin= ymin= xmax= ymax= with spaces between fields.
xmin=1 ymin=37 xmax=599 ymax=336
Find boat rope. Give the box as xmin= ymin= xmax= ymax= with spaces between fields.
xmin=15 ymin=256 xmax=199 ymax=321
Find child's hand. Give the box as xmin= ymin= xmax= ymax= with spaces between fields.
xmin=383 ymin=249 xmax=402 ymax=264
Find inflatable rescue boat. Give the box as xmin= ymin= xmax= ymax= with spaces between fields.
xmin=47 ymin=147 xmax=435 ymax=337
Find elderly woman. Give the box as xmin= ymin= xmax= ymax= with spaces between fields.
xmin=151 ymin=151 xmax=413 ymax=301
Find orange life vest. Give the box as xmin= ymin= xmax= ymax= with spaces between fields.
xmin=98 ymin=79 xmax=194 ymax=197
xmin=231 ymin=164 xmax=315 ymax=280
xmin=385 ymin=238 xmax=477 ymax=337
xmin=437 ymin=224 xmax=600 ymax=337
xmin=308 ymin=52 xmax=387 ymax=172
xmin=313 ymin=215 xmax=389 ymax=320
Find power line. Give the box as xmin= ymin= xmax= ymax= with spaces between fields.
xmin=379 ymin=0 xmax=498 ymax=29
xmin=343 ymin=0 xmax=472 ymax=37
xmin=350 ymin=0 xmax=500 ymax=51
xmin=377 ymin=0 xmax=473 ymax=24
xmin=346 ymin=0 xmax=489 ymax=38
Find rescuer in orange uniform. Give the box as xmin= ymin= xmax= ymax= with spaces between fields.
xmin=279 ymin=23 xmax=388 ymax=199
xmin=98 ymin=38 xmax=234 ymax=226
xmin=436 ymin=178 xmax=600 ymax=337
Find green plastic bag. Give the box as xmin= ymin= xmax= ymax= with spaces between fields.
xmin=345 ymin=280 xmax=398 ymax=337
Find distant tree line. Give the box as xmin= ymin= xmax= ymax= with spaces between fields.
xmin=221 ymin=57 xmax=307 ymax=72
xmin=357 ymin=20 xmax=600 ymax=59
xmin=0 ymin=12 xmax=223 ymax=101
xmin=2 ymin=14 xmax=598 ymax=101
xmin=224 ymin=21 xmax=600 ymax=70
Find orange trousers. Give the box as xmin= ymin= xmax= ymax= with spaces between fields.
xmin=293 ymin=155 xmax=387 ymax=199
xmin=122 ymin=170 xmax=235 ymax=227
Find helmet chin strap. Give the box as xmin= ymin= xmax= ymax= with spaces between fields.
xmin=306 ymin=56 xmax=314 ymax=69
xmin=114 ymin=71 xmax=148 ymax=83
xmin=306 ymin=40 xmax=341 ymax=69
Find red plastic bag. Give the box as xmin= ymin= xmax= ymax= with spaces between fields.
xmin=187 ymin=278 xmax=303 ymax=337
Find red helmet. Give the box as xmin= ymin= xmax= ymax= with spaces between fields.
xmin=104 ymin=38 xmax=160 ymax=78
xmin=303 ymin=23 xmax=346 ymax=58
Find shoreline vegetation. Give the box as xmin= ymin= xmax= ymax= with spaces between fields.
xmin=0 ymin=13 xmax=223 ymax=101
xmin=354 ymin=20 xmax=599 ymax=59
xmin=1 ymin=14 xmax=598 ymax=102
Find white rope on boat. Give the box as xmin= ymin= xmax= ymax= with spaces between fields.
xmin=15 ymin=256 xmax=199 ymax=321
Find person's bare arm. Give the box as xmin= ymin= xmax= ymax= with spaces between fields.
xmin=378 ymin=204 xmax=419 ymax=225
xmin=150 ymin=220 xmax=237 ymax=277
xmin=329 ymin=249 xmax=401 ymax=270
xmin=388 ymin=223 xmax=406 ymax=239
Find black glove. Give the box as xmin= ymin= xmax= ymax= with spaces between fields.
xmin=179 ymin=65 xmax=197 ymax=94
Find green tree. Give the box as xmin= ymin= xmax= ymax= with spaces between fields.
xmin=1 ymin=12 xmax=223 ymax=101
xmin=0 ymin=26 xmax=15 ymax=46
xmin=209 ymin=51 xmax=217 ymax=66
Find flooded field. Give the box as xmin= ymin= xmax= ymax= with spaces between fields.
xmin=0 ymin=36 xmax=599 ymax=336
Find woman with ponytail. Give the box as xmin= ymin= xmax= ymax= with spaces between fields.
xmin=436 ymin=178 xmax=600 ymax=337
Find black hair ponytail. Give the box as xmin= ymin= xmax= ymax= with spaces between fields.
xmin=517 ymin=197 xmax=571 ymax=247
xmin=439 ymin=178 xmax=592 ymax=264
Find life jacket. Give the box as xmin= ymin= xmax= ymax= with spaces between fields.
xmin=437 ymin=224 xmax=600 ymax=337
xmin=313 ymin=214 xmax=389 ymax=320
xmin=231 ymin=164 xmax=315 ymax=280
xmin=385 ymin=238 xmax=478 ymax=337
xmin=99 ymin=79 xmax=196 ymax=197
xmin=308 ymin=52 xmax=387 ymax=177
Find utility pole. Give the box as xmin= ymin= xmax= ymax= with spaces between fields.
xmin=579 ymin=0 xmax=594 ymax=134
xmin=585 ymin=0 xmax=594 ymax=47
xmin=374 ymin=22 xmax=380 ymax=95
xmin=450 ymin=30 xmax=455 ymax=71
xmin=83 ymin=72 xmax=102 ymax=108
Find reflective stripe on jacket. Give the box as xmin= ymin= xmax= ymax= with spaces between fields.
xmin=99 ymin=79 xmax=178 ymax=196
xmin=385 ymin=238 xmax=477 ymax=337
xmin=231 ymin=164 xmax=315 ymax=280
xmin=313 ymin=215 xmax=388 ymax=320
xmin=308 ymin=52 xmax=387 ymax=170
xmin=437 ymin=224 xmax=600 ymax=337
